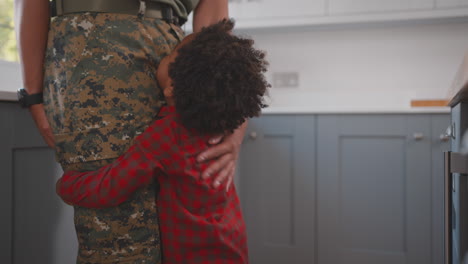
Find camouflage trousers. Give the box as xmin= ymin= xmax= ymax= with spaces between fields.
xmin=43 ymin=12 xmax=184 ymax=263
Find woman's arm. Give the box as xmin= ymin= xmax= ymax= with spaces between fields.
xmin=191 ymin=0 xmax=247 ymax=191
xmin=192 ymin=0 xmax=228 ymax=32
xmin=14 ymin=0 xmax=55 ymax=148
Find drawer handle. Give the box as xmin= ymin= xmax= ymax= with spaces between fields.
xmin=249 ymin=131 xmax=257 ymax=140
xmin=440 ymin=134 xmax=451 ymax=142
xmin=445 ymin=124 xmax=455 ymax=139
xmin=413 ymin=133 xmax=424 ymax=141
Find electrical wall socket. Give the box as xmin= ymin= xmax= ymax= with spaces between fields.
xmin=272 ymin=72 xmax=299 ymax=88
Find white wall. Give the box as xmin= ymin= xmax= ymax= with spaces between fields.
xmin=244 ymin=21 xmax=468 ymax=110
xmin=0 ymin=61 xmax=22 ymax=101
xmin=4 ymin=21 xmax=468 ymax=110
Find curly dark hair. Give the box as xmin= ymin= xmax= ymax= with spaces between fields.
xmin=168 ymin=19 xmax=269 ymax=136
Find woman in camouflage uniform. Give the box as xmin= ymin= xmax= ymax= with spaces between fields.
xmin=15 ymin=0 xmax=247 ymax=263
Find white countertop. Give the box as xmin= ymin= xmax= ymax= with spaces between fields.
xmin=259 ymin=90 xmax=450 ymax=114
xmin=0 ymin=90 xmax=17 ymax=101
xmin=262 ymin=106 xmax=449 ymax=114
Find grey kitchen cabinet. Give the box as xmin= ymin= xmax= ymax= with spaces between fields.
xmin=317 ymin=114 xmax=451 ymax=264
xmin=0 ymin=103 xmax=13 ymax=263
xmin=317 ymin=115 xmax=449 ymax=264
xmin=328 ymin=0 xmax=434 ymax=15
xmin=437 ymin=0 xmax=468 ymax=8
xmin=0 ymin=102 xmax=77 ymax=264
xmin=236 ymin=0 xmax=326 ymax=21
xmin=317 ymin=115 xmax=433 ymax=264
xmin=184 ymin=0 xmax=468 ymax=31
xmin=240 ymin=113 xmax=449 ymax=264
xmin=239 ymin=115 xmax=317 ymax=264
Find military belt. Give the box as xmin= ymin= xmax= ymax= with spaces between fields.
xmin=50 ymin=0 xmax=182 ymax=25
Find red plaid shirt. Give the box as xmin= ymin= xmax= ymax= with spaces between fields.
xmin=57 ymin=106 xmax=248 ymax=264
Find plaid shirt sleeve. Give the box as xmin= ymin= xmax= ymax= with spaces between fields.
xmin=56 ymin=122 xmax=168 ymax=208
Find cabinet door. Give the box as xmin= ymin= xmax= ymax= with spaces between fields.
xmin=186 ymin=0 xmax=243 ymax=27
xmin=0 ymin=103 xmax=14 ymax=263
xmin=0 ymin=103 xmax=77 ymax=264
xmin=431 ymin=114 xmax=451 ymax=264
xmin=436 ymin=0 xmax=468 ymax=8
xmin=317 ymin=115 xmax=432 ymax=264
xmin=329 ymin=0 xmax=434 ymax=15
xmin=239 ymin=0 xmax=326 ymax=20
xmin=239 ymin=115 xmax=316 ymax=264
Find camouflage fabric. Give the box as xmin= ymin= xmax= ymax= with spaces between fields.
xmin=42 ymin=12 xmax=184 ymax=264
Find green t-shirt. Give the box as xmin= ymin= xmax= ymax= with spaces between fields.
xmin=157 ymin=0 xmax=200 ymax=23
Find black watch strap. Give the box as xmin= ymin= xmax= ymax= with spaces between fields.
xmin=18 ymin=88 xmax=44 ymax=108
xmin=25 ymin=93 xmax=44 ymax=106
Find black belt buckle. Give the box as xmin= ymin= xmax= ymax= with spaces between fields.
xmin=161 ymin=6 xmax=182 ymax=26
xmin=161 ymin=6 xmax=174 ymax=23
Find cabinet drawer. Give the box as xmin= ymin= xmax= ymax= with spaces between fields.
xmin=329 ymin=0 xmax=434 ymax=15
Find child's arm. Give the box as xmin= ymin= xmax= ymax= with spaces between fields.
xmin=56 ymin=123 xmax=167 ymax=208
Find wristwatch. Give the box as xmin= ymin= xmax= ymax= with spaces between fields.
xmin=17 ymin=88 xmax=44 ymax=108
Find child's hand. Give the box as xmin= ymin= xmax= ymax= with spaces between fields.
xmin=197 ymin=121 xmax=248 ymax=191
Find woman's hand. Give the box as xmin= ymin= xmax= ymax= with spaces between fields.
xmin=15 ymin=0 xmax=52 ymax=146
xmin=30 ymin=104 xmax=55 ymax=148
xmin=197 ymin=121 xmax=247 ymax=190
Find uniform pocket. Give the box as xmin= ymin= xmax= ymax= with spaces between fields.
xmin=53 ymin=124 xmax=138 ymax=166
